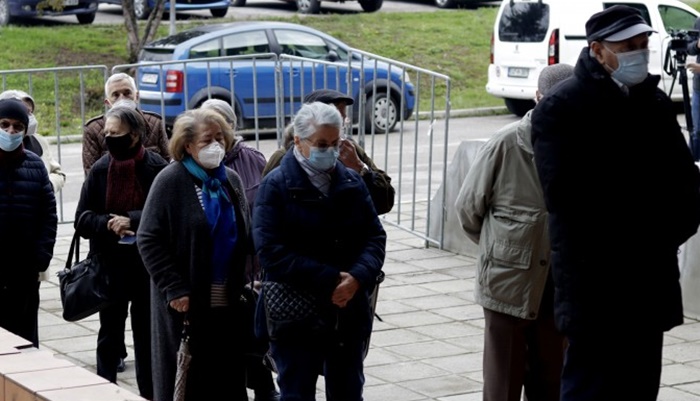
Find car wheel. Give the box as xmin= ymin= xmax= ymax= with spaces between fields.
xmin=210 ymin=7 xmax=227 ymax=17
xmin=504 ymin=98 xmax=535 ymax=117
xmin=434 ymin=0 xmax=455 ymax=8
xmin=358 ymin=0 xmax=382 ymax=12
xmin=364 ymin=92 xmax=398 ymax=133
xmin=76 ymin=11 xmax=96 ymax=24
xmin=296 ymin=0 xmax=320 ymax=14
xmin=0 ymin=0 xmax=11 ymax=26
xmin=134 ymin=0 xmax=151 ymax=20
xmin=231 ymin=0 xmax=246 ymax=6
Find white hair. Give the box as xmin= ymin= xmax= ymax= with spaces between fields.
xmin=105 ymin=73 xmax=137 ymax=98
xmin=200 ymin=98 xmax=237 ymax=129
xmin=292 ymin=102 xmax=342 ymax=139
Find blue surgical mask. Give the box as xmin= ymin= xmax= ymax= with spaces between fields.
xmin=0 ymin=128 xmax=23 ymax=151
xmin=308 ymin=146 xmax=339 ymax=171
xmin=607 ymin=47 xmax=650 ymax=87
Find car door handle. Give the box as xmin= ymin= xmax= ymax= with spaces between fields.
xmin=292 ymin=68 xmax=300 ymax=77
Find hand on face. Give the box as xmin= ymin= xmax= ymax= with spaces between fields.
xmin=338 ymin=138 xmax=364 ymax=172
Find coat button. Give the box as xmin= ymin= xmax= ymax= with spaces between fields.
xmin=539 ymin=260 xmax=547 ymax=266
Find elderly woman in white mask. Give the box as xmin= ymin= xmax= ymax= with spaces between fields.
xmin=138 ymin=107 xmax=252 ymax=401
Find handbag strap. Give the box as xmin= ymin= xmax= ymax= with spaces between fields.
xmin=65 ymin=211 xmax=92 ymax=271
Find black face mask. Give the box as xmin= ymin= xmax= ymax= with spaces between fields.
xmin=105 ymin=134 xmax=137 ymax=160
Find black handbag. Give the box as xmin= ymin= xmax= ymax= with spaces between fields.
xmin=58 ymin=212 xmax=114 ymax=322
xmin=261 ymin=281 xmax=321 ymax=341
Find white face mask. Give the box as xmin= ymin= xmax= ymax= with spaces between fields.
xmin=197 ymin=141 xmax=225 ymax=169
xmin=27 ymin=115 xmax=38 ymax=136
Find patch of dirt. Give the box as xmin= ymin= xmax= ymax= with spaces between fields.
xmin=53 ymin=47 xmax=127 ymax=71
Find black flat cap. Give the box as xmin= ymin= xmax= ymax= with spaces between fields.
xmin=303 ymin=89 xmax=354 ymax=105
xmin=0 ymin=98 xmax=29 ymax=130
xmin=586 ymin=5 xmax=656 ymax=43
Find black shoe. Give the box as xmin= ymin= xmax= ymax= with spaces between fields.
xmin=117 ymin=357 xmax=126 ymax=373
xmin=253 ymin=389 xmax=280 ymax=401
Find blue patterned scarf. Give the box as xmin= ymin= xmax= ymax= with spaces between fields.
xmin=182 ymin=156 xmax=238 ymax=283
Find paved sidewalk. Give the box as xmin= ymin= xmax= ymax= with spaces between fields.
xmin=38 ymin=221 xmax=700 ymax=400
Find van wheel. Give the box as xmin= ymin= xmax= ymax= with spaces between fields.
xmin=0 ymin=0 xmax=11 ymax=26
xmin=504 ymin=98 xmax=535 ymax=117
xmin=297 ymin=0 xmax=320 ymax=14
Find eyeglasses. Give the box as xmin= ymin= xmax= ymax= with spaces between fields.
xmin=303 ymin=137 xmax=340 ymax=152
xmin=0 ymin=120 xmax=26 ymax=133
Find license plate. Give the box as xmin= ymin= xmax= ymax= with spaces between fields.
xmin=141 ymin=73 xmax=159 ymax=85
xmin=63 ymin=0 xmax=79 ymax=5
xmin=508 ymin=67 xmax=529 ymax=78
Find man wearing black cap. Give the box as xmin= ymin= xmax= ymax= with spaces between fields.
xmin=531 ymin=5 xmax=700 ymax=400
xmin=0 ymin=98 xmax=57 ymax=348
xmin=263 ymin=89 xmax=395 ymax=215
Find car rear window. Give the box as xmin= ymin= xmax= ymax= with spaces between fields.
xmin=498 ymin=2 xmax=550 ymax=43
xmin=139 ymin=48 xmax=175 ymax=62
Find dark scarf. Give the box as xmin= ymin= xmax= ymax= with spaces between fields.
xmin=0 ymin=143 xmax=25 ymax=168
xmin=105 ymin=146 xmax=146 ymax=215
xmin=182 ymin=156 xmax=238 ymax=284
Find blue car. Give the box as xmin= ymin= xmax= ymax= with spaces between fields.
xmin=99 ymin=0 xmax=229 ymax=20
xmin=0 ymin=0 xmax=100 ymax=25
xmin=136 ymin=21 xmax=415 ymax=133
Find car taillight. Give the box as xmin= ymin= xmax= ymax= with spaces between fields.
xmin=490 ymin=31 xmax=495 ymax=64
xmin=165 ymin=70 xmax=183 ymax=93
xmin=548 ymin=29 xmax=559 ymax=65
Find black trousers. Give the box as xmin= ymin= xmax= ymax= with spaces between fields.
xmin=96 ymin=271 xmax=152 ymax=399
xmin=0 ymin=280 xmax=40 ymax=348
xmin=560 ymin=329 xmax=664 ymax=401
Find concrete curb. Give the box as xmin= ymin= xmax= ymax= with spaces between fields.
xmin=45 ymin=106 xmax=510 ymax=145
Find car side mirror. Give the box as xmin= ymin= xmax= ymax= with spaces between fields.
xmin=326 ymin=50 xmax=339 ymax=62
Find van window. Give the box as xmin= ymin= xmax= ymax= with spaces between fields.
xmin=498 ymin=2 xmax=550 ymax=43
xmin=657 ymin=5 xmax=697 ymax=32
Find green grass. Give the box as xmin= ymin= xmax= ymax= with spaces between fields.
xmin=0 ymin=8 xmax=499 ymax=135
xmin=1 ymin=1 xmax=699 ymax=135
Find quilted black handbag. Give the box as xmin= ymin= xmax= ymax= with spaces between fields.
xmin=58 ymin=212 xmax=114 ymax=322
xmin=261 ymin=281 xmax=321 ymax=340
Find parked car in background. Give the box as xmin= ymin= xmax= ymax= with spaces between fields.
xmin=135 ymin=21 xmax=416 ymax=133
xmin=99 ymin=0 xmax=228 ymax=19
xmin=486 ymin=0 xmax=700 ymax=116
xmin=231 ymin=0 xmax=381 ymax=14
xmin=0 ymin=0 xmax=99 ymax=25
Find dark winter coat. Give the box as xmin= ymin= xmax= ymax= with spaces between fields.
xmin=531 ymin=48 xmax=700 ymax=336
xmin=74 ymin=150 xmax=168 ymax=295
xmin=137 ymin=161 xmax=251 ymax=401
xmin=253 ymin=149 xmax=386 ymax=342
xmin=0 ymin=148 xmax=57 ymax=284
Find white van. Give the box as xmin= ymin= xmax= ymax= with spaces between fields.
xmin=485 ymin=0 xmax=700 ymax=116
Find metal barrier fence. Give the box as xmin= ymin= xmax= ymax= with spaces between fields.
xmin=1 ymin=53 xmax=452 ymax=249
xmin=0 ymin=65 xmax=109 ymax=224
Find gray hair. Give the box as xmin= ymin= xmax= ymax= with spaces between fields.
xmin=104 ymin=105 xmax=147 ymax=143
xmin=200 ymin=98 xmax=237 ymax=129
xmin=537 ymin=63 xmax=574 ymax=96
xmin=292 ymin=101 xmax=342 ymax=139
xmin=105 ymin=73 xmax=137 ymax=98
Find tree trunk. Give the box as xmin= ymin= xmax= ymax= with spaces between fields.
xmin=122 ymin=0 xmax=168 ymax=64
